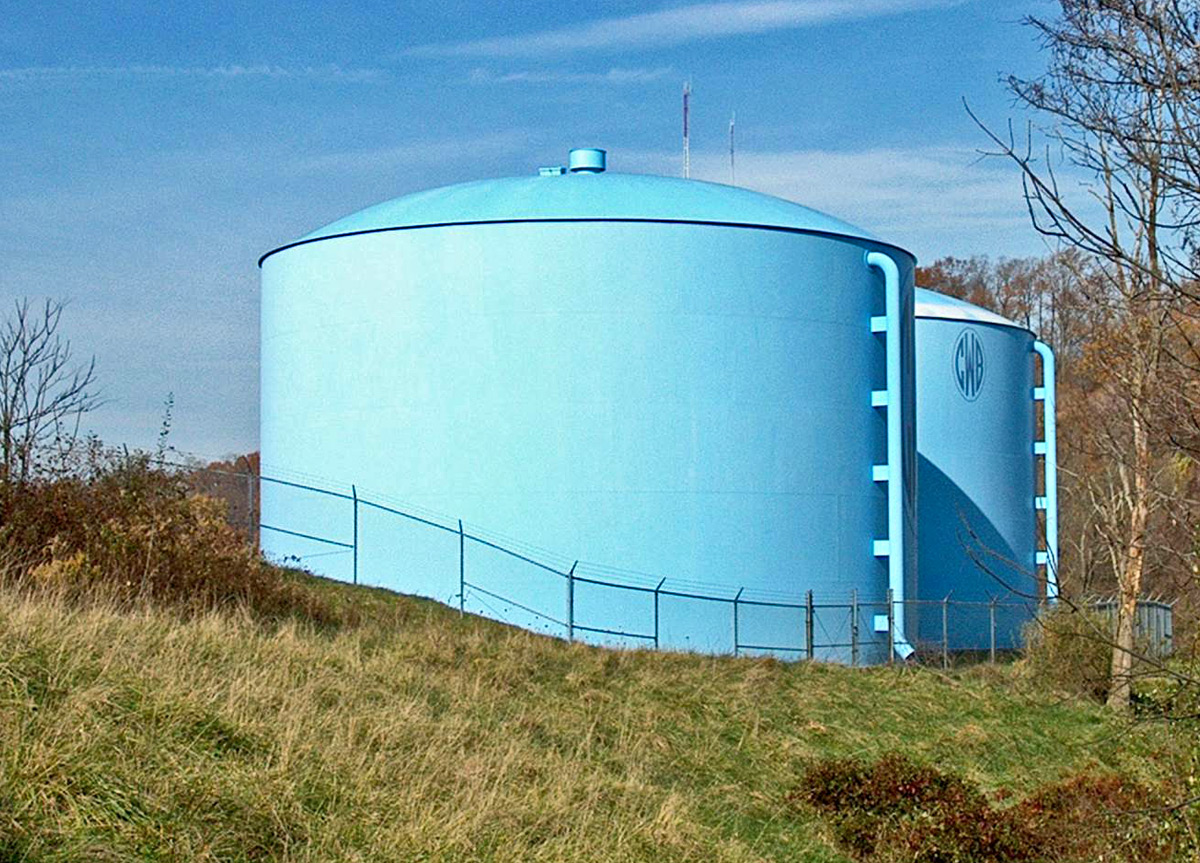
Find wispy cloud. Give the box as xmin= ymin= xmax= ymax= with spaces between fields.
xmin=723 ymin=146 xmax=1032 ymax=255
xmin=620 ymin=144 xmax=1052 ymax=259
xmin=467 ymin=66 xmax=675 ymax=85
xmin=406 ymin=0 xmax=964 ymax=58
xmin=284 ymin=130 xmax=534 ymax=176
xmin=0 ymin=64 xmax=386 ymax=84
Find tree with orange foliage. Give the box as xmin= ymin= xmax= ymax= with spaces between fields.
xmin=976 ymin=1 xmax=1200 ymax=709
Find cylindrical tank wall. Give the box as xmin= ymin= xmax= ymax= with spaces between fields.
xmin=261 ymin=220 xmax=916 ymax=661
xmin=915 ymin=306 xmax=1038 ymax=649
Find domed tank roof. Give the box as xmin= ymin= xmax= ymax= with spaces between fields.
xmin=915 ymin=286 xmax=1031 ymax=333
xmin=260 ymin=147 xmax=914 ymax=265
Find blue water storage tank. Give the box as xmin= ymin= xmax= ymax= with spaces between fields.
xmin=914 ymin=288 xmax=1057 ymax=650
xmin=259 ymin=148 xmax=918 ymax=661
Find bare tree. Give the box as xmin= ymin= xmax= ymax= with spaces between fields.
xmin=0 ymin=299 xmax=102 ymax=490
xmin=978 ymin=1 xmax=1200 ymax=298
xmin=973 ymin=0 xmax=1200 ymax=709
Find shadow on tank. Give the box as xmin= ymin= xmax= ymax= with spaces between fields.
xmin=917 ymin=455 xmax=1039 ymax=652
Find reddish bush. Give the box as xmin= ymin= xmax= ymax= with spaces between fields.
xmin=1016 ymin=773 xmax=1187 ymax=863
xmin=791 ymin=754 xmax=1035 ymax=862
xmin=790 ymin=755 xmax=1191 ymax=862
xmin=0 ymin=451 xmax=335 ymax=624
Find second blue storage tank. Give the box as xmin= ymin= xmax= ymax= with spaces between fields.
xmin=914 ymin=288 xmax=1058 ymax=649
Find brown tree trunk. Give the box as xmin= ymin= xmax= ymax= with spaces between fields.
xmin=1107 ymin=376 xmax=1151 ymax=711
xmin=1107 ymin=539 xmax=1144 ymax=710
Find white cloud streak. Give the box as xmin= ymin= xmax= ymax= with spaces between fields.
xmin=618 ymin=144 xmax=1052 ymax=260
xmin=467 ymin=66 xmax=675 ymax=85
xmin=735 ymin=146 xmax=1034 ymax=257
xmin=0 ymin=64 xmax=386 ymax=84
xmin=283 ymin=130 xmax=534 ymax=175
xmin=406 ymin=0 xmax=964 ymax=57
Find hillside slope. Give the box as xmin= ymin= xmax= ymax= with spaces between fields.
xmin=0 ymin=576 xmax=1180 ymax=862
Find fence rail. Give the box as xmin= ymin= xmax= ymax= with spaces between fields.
xmin=182 ymin=464 xmax=1174 ymax=665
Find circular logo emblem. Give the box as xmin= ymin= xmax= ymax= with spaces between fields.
xmin=953 ymin=329 xmax=985 ymax=401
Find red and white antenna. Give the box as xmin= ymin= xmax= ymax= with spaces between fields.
xmin=682 ymin=80 xmax=691 ymax=179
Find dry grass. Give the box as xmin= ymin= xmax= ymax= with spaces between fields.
xmin=0 ymin=574 xmax=1185 ymax=862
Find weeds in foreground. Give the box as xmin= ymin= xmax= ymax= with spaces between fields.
xmin=791 ymin=754 xmax=1195 ymax=863
xmin=0 ymin=581 xmax=1189 ymax=862
xmin=0 ymin=451 xmax=1193 ymax=860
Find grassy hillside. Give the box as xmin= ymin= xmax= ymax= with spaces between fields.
xmin=0 ymin=574 xmax=1186 ymax=863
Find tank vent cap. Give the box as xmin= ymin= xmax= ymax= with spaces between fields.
xmin=568 ymin=148 xmax=606 ymax=173
xmin=538 ymin=166 xmax=566 ymax=176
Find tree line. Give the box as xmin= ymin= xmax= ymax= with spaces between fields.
xmin=963 ymin=0 xmax=1200 ymax=709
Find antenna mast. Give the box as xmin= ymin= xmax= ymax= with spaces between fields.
xmin=682 ymin=80 xmax=691 ymax=179
xmin=729 ymin=111 xmax=736 ymax=184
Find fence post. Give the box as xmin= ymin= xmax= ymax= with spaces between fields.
xmin=942 ymin=595 xmax=949 ymax=670
xmin=733 ymin=588 xmax=743 ymax=656
xmin=351 ymin=484 xmax=358 ymax=586
xmin=246 ymin=468 xmax=256 ymax=545
xmin=567 ymin=561 xmax=577 ymax=642
xmin=886 ymin=588 xmax=895 ymax=666
xmin=458 ymin=519 xmax=465 ymax=616
xmin=654 ymin=578 xmax=665 ymax=649
xmin=850 ymin=588 xmax=859 ymax=667
xmin=805 ymin=590 xmax=815 ymax=660
xmin=989 ymin=598 xmax=997 ymax=663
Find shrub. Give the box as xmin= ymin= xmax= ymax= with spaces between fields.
xmin=1021 ymin=606 xmax=1115 ymax=702
xmin=0 ymin=449 xmax=336 ymax=624
xmin=1016 ymin=772 xmax=1191 ymax=862
xmin=790 ymin=755 xmax=1191 ymax=863
xmin=790 ymin=754 xmax=1035 ymax=862
xmin=1129 ymin=664 xmax=1200 ymax=721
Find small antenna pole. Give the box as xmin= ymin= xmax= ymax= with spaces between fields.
xmin=729 ymin=111 xmax=736 ymax=184
xmin=683 ymin=80 xmax=691 ymax=179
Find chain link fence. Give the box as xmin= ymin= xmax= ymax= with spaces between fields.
xmin=179 ymin=462 xmax=1172 ymax=664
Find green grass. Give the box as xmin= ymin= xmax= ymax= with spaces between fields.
xmin=0 ymin=574 xmax=1185 ymax=862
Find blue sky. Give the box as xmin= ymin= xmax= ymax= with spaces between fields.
xmin=1 ymin=0 xmax=1068 ymax=458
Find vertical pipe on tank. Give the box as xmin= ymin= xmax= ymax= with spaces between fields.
xmin=867 ymin=251 xmax=913 ymax=658
xmin=1034 ymin=340 xmax=1059 ymax=603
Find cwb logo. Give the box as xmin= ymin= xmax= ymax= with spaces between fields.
xmin=953 ymin=329 xmax=985 ymax=401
